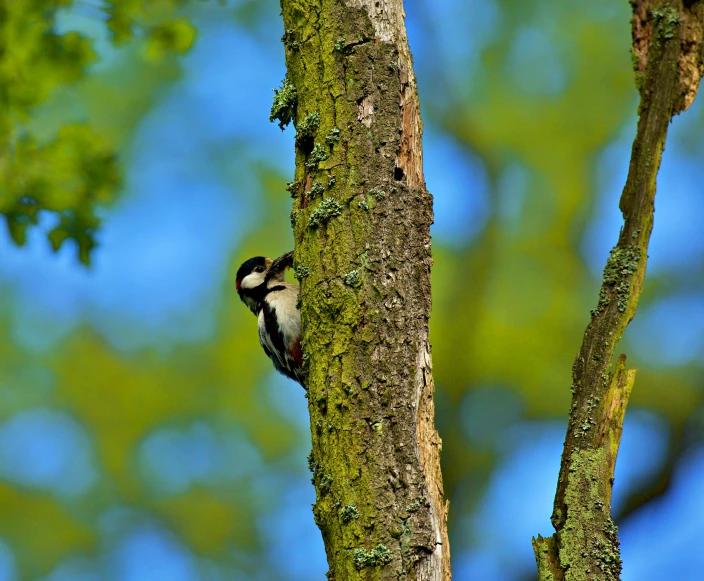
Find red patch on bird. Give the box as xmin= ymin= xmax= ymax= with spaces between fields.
xmin=290 ymin=338 xmax=303 ymax=365
xmin=235 ymin=279 xmax=241 ymax=292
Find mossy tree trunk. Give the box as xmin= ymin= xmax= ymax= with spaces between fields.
xmin=533 ymin=2 xmax=704 ymax=579
xmin=276 ymin=0 xmax=450 ymax=579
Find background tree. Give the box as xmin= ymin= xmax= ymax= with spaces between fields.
xmin=0 ymin=1 xmax=702 ymax=580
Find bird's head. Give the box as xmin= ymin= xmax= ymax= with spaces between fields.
xmin=236 ymin=256 xmax=272 ymax=313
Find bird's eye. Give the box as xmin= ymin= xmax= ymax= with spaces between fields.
xmin=255 ymin=266 xmax=265 ymax=273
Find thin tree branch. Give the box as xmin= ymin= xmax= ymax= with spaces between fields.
xmin=534 ymin=1 xmax=704 ymax=579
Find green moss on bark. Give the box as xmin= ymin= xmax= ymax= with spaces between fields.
xmin=557 ymin=449 xmax=622 ymax=580
xmin=339 ymin=504 xmax=359 ymax=523
xmin=535 ymin=2 xmax=704 ymax=579
xmin=307 ymin=198 xmax=342 ymax=228
xmin=269 ymin=76 xmax=297 ymax=129
xmin=280 ymin=0 xmax=447 ymax=579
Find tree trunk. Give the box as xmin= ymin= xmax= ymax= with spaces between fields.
xmin=276 ymin=0 xmax=450 ymax=579
xmin=533 ymin=2 xmax=704 ymax=579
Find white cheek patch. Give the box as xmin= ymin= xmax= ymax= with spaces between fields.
xmin=240 ymin=271 xmax=265 ymax=289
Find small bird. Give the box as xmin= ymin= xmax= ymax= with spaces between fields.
xmin=236 ymin=251 xmax=304 ymax=387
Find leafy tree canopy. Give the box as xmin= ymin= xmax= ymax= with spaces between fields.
xmin=0 ymin=0 xmax=196 ymax=264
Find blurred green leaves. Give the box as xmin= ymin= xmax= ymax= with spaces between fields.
xmin=0 ymin=161 xmax=299 ymax=578
xmin=418 ymin=0 xmax=704 ymax=546
xmin=0 ymin=0 xmax=701 ymax=578
xmin=2 ymin=125 xmax=118 ymax=262
xmin=0 ymin=0 xmax=197 ymax=264
xmin=144 ymin=18 xmax=197 ymax=60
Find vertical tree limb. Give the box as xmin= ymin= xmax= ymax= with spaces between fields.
xmin=278 ymin=0 xmax=450 ymax=579
xmin=534 ymin=2 xmax=704 ymax=579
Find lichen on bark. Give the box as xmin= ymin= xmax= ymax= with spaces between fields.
xmin=534 ymin=2 xmax=704 ymax=579
xmin=277 ymin=0 xmax=450 ymax=579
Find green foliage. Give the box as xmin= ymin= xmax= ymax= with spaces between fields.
xmin=369 ymin=187 xmax=386 ymax=200
xmin=308 ymin=197 xmax=342 ymax=228
xmin=307 ymin=180 xmax=325 ymax=198
xmin=352 ymin=544 xmax=393 ymax=568
xmin=407 ymin=495 xmax=425 ymax=512
xmin=319 ymin=474 xmax=333 ymax=490
xmin=0 ymin=0 xmax=198 ymax=264
xmin=343 ymin=270 xmax=360 ymax=287
xmin=0 ymin=156 xmax=298 ymax=578
xmin=269 ymin=76 xmax=297 ymax=130
xmin=1 ymin=124 xmax=119 ymax=263
xmin=296 ymin=111 xmax=320 ymax=145
xmin=144 ymin=18 xmax=197 ymax=61
xmin=592 ymin=246 xmax=641 ymax=316
xmin=325 ymin=126 xmax=341 ymax=145
xmin=281 ymin=28 xmax=301 ymax=51
xmin=305 ymin=143 xmax=328 ymax=169
xmin=105 ymin=1 xmax=197 ymax=52
xmin=652 ymin=6 xmax=680 ymax=40
xmin=340 ymin=503 xmax=359 ymax=523
xmin=286 ymin=180 xmax=301 ymax=197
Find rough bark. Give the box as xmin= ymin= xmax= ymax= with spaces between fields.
xmin=277 ymin=0 xmax=450 ymax=579
xmin=533 ymin=2 xmax=704 ymax=580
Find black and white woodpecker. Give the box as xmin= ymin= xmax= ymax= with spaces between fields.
xmin=235 ymin=251 xmax=304 ymax=387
